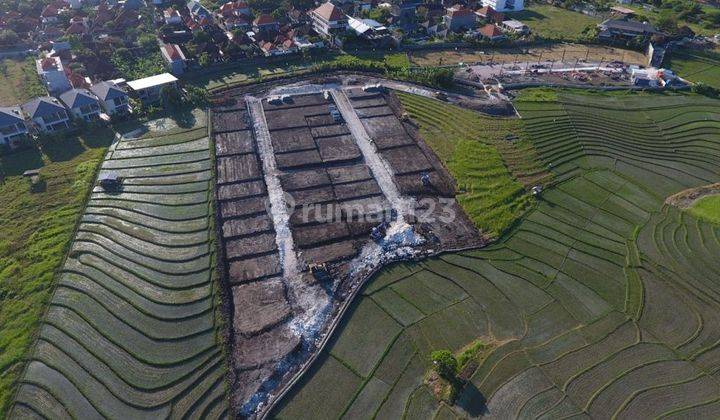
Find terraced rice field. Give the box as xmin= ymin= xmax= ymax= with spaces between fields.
xmin=10 ymin=119 xmax=228 ymax=418
xmin=272 ymin=92 xmax=720 ymax=418
xmin=397 ymin=92 xmax=550 ymax=238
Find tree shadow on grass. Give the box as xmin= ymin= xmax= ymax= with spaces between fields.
xmin=511 ymin=10 xmax=547 ymax=22
xmin=81 ymin=127 xmax=115 ymax=149
xmin=455 ymin=382 xmax=488 ymax=417
xmin=0 ymin=147 xmax=45 ymax=177
xmin=171 ymin=107 xmax=197 ymax=129
xmin=39 ymin=135 xmax=85 ymax=162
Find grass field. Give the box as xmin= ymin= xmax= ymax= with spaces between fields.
xmin=273 ymin=91 xmax=720 ymax=418
xmin=667 ymin=49 xmax=720 ymax=89
xmin=8 ymin=118 xmax=228 ymax=418
xmin=0 ymin=130 xmax=113 ymax=417
xmin=397 ymin=92 xmax=549 ymax=238
xmin=509 ymin=4 xmax=600 ymax=41
xmin=688 ymin=195 xmax=720 ymax=224
xmin=187 ymin=51 xmax=409 ymax=91
xmin=0 ymin=58 xmax=46 ymax=107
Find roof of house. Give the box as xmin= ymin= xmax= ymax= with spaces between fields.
xmin=0 ymin=106 xmax=25 ymax=127
xmin=59 ymin=88 xmax=99 ymax=109
xmin=254 ymin=13 xmax=277 ymax=25
xmin=162 ymin=43 xmax=186 ymax=61
xmin=476 ymin=5 xmax=503 ymax=20
xmin=611 ymin=6 xmax=635 ymax=15
xmin=447 ymin=7 xmax=475 ymax=18
xmin=21 ymin=96 xmax=66 ymax=118
xmin=600 ymin=18 xmax=657 ymax=33
xmin=90 ymin=81 xmax=127 ymax=101
xmin=479 ymin=23 xmax=503 ymax=37
xmin=502 ymin=19 xmax=527 ymax=29
xmin=66 ymin=20 xmax=87 ymax=34
xmin=164 ymin=7 xmax=179 ymax=17
xmin=41 ymin=4 xmax=59 ymax=17
xmin=126 ymin=73 xmax=178 ymax=91
xmin=313 ymin=2 xmax=345 ymax=21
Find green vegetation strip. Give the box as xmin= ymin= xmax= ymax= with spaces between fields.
xmin=0 ymin=130 xmax=112 ymax=417
xmin=397 ymin=92 xmax=547 ymax=238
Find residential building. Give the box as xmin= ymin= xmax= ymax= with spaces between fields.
xmin=259 ymin=37 xmax=297 ymax=56
xmin=59 ymin=88 xmax=102 ymax=122
xmin=36 ymin=56 xmax=72 ymax=95
xmin=41 ymin=4 xmax=59 ymax=24
xmin=310 ymin=2 xmax=348 ymax=37
xmin=0 ymin=106 xmax=29 ymax=149
xmin=187 ymin=0 xmax=211 ymax=18
xmin=479 ymin=23 xmax=506 ymax=40
xmin=481 ymin=0 xmax=523 ymax=12
xmin=21 ymin=97 xmax=71 ymax=133
xmin=161 ymin=43 xmax=187 ymax=75
xmin=126 ymin=73 xmax=179 ymax=104
xmin=501 ymin=19 xmax=529 ymax=34
xmin=348 ymin=16 xmax=391 ymax=43
xmin=164 ymin=7 xmax=182 ymax=25
xmin=390 ymin=1 xmax=418 ymax=31
xmin=287 ymin=7 xmax=308 ymax=24
xmin=475 ymin=5 xmax=504 ymax=23
xmin=253 ymin=13 xmax=280 ymax=33
xmin=219 ymin=1 xmax=250 ymax=17
xmin=223 ymin=14 xmax=250 ymax=30
xmin=66 ymin=17 xmax=89 ymax=35
xmin=90 ymin=81 xmax=130 ymax=116
xmin=444 ymin=5 xmax=477 ymax=32
xmin=597 ymin=18 xmax=658 ymax=42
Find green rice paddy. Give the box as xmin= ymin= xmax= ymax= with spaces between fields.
xmin=272 ymin=91 xmax=720 ymax=419
xmin=688 ymin=195 xmax=720 ymax=225
xmin=9 ymin=118 xmax=228 ymax=418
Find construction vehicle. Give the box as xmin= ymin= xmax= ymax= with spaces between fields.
xmin=420 ymin=172 xmax=431 ymax=188
xmin=98 ymin=172 xmax=123 ymax=191
xmin=309 ymin=263 xmax=331 ymax=282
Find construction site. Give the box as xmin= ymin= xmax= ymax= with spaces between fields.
xmin=211 ymin=81 xmax=484 ymax=417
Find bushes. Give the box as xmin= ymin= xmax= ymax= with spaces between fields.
xmin=431 ymin=350 xmax=458 ymax=380
xmin=691 ymin=82 xmax=719 ymax=98
xmin=310 ymin=55 xmax=455 ymax=89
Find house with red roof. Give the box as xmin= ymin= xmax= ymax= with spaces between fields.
xmin=310 ymin=2 xmax=347 ymax=38
xmin=444 ymin=5 xmax=477 ymax=32
xmin=164 ymin=7 xmax=182 ymax=25
xmin=219 ymin=1 xmax=250 ymax=17
xmin=475 ymin=6 xmax=504 ymax=23
xmin=253 ymin=14 xmax=279 ymax=33
xmin=160 ymin=43 xmax=187 ymax=75
xmin=479 ymin=23 xmax=505 ymax=40
xmin=41 ymin=4 xmax=59 ymax=23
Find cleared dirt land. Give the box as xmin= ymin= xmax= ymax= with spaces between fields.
xmin=408 ymin=44 xmax=647 ymax=68
xmin=272 ymin=92 xmax=720 ymax=418
xmin=10 ymin=119 xmax=228 ymax=418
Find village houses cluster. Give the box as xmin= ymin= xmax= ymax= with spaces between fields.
xmin=0 ymin=0 xmax=674 ymax=151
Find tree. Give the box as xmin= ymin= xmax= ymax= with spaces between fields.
xmin=0 ymin=29 xmax=18 ymax=46
xmin=198 ymin=52 xmax=211 ymax=67
xmin=656 ymin=10 xmax=678 ymax=34
xmin=138 ymin=33 xmax=157 ymax=52
xmin=161 ymin=85 xmax=182 ymax=107
xmin=431 ymin=350 xmax=458 ymax=380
